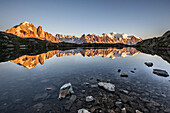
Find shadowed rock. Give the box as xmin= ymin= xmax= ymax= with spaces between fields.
xmin=153 ymin=69 xmax=169 ymax=77
xmin=58 ymin=83 xmax=74 ymax=99
xmin=144 ymin=62 xmax=153 ymax=67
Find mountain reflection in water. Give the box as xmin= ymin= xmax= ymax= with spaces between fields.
xmin=10 ymin=47 xmax=140 ymax=69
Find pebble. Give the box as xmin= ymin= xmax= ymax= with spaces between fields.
xmin=86 ymin=96 xmax=94 ymax=102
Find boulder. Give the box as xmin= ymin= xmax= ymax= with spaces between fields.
xmin=98 ymin=82 xmax=115 ymax=92
xmin=58 ymin=83 xmax=74 ymax=99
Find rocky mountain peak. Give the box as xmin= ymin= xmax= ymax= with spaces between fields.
xmin=5 ymin=22 xmax=60 ymax=43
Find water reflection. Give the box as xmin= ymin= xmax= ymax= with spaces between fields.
xmin=10 ymin=47 xmax=140 ymax=69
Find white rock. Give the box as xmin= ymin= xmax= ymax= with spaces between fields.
xmin=121 ymin=108 xmax=126 ymax=113
xmin=86 ymin=96 xmax=94 ymax=102
xmin=3 ymin=36 xmax=9 ymax=39
xmin=78 ymin=108 xmax=90 ymax=113
xmin=98 ymin=82 xmax=115 ymax=92
xmin=136 ymin=110 xmax=143 ymax=113
xmin=58 ymin=83 xmax=74 ymax=99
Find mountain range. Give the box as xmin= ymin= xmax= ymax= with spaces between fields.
xmin=5 ymin=21 xmax=142 ymax=45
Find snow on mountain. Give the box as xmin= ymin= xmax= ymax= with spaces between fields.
xmin=56 ymin=32 xmax=142 ymax=45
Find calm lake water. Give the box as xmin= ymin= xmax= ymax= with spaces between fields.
xmin=0 ymin=47 xmax=169 ymax=113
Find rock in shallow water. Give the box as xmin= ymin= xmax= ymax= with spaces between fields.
xmin=120 ymin=73 xmax=128 ymax=77
xmin=115 ymin=101 xmax=123 ymax=108
xmin=120 ymin=89 xmax=129 ymax=94
xmin=118 ymin=69 xmax=121 ymax=72
xmin=64 ymin=95 xmax=77 ymax=111
xmin=78 ymin=108 xmax=90 ymax=113
xmin=58 ymin=83 xmax=74 ymax=99
xmin=130 ymin=70 xmax=135 ymax=73
xmin=136 ymin=110 xmax=143 ymax=113
xmin=144 ymin=62 xmax=153 ymax=67
xmin=86 ymin=96 xmax=94 ymax=102
xmin=98 ymin=82 xmax=115 ymax=92
xmin=153 ymin=69 xmax=169 ymax=77
xmin=121 ymin=108 xmax=127 ymax=113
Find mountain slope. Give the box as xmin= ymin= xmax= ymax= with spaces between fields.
xmin=5 ymin=21 xmax=61 ymax=43
xmin=136 ymin=31 xmax=170 ymax=49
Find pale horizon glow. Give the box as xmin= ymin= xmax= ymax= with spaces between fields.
xmin=0 ymin=0 xmax=170 ymax=39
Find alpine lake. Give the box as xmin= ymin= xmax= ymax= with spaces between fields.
xmin=0 ymin=47 xmax=169 ymax=113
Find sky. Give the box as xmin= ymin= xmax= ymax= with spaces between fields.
xmin=0 ymin=0 xmax=170 ymax=39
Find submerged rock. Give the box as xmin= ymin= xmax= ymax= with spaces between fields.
xmin=130 ymin=71 xmax=135 ymax=73
xmin=64 ymin=95 xmax=77 ymax=111
xmin=115 ymin=101 xmax=123 ymax=108
xmin=78 ymin=109 xmax=90 ymax=113
xmin=33 ymin=103 xmax=44 ymax=109
xmin=120 ymin=73 xmax=128 ymax=77
xmin=98 ymin=82 xmax=115 ymax=92
xmin=121 ymin=108 xmax=127 ymax=113
xmin=45 ymin=88 xmax=52 ymax=91
xmin=33 ymin=93 xmax=48 ymax=101
xmin=96 ymin=79 xmax=101 ymax=81
xmin=153 ymin=69 xmax=169 ymax=77
xmin=58 ymin=83 xmax=74 ymax=99
xmin=136 ymin=110 xmax=143 ymax=113
xmin=84 ymin=82 xmax=90 ymax=86
xmin=120 ymin=89 xmax=129 ymax=94
xmin=118 ymin=69 xmax=121 ymax=72
xmin=144 ymin=62 xmax=153 ymax=67
xmin=86 ymin=96 xmax=94 ymax=102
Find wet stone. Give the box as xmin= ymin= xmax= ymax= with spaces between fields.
xmin=120 ymin=89 xmax=129 ymax=94
xmin=121 ymin=108 xmax=127 ymax=113
xmin=136 ymin=110 xmax=143 ymax=113
xmin=90 ymin=84 xmax=98 ymax=88
xmin=86 ymin=96 xmax=94 ymax=102
xmin=106 ymin=80 xmax=111 ymax=83
xmin=115 ymin=101 xmax=123 ymax=108
xmin=84 ymin=82 xmax=90 ymax=86
xmin=81 ymin=90 xmax=86 ymax=93
xmin=64 ymin=95 xmax=77 ymax=111
xmin=98 ymin=82 xmax=115 ymax=92
xmin=118 ymin=69 xmax=121 ymax=72
xmin=33 ymin=103 xmax=43 ymax=110
xmin=78 ymin=108 xmax=90 ymax=113
xmin=58 ymin=83 xmax=74 ymax=99
xmin=130 ymin=70 xmax=135 ymax=73
xmin=153 ymin=69 xmax=169 ymax=77
xmin=33 ymin=93 xmax=48 ymax=101
xmin=45 ymin=88 xmax=52 ymax=91
xmin=120 ymin=73 xmax=128 ymax=77
xmin=144 ymin=62 xmax=153 ymax=67
xmin=96 ymin=79 xmax=101 ymax=81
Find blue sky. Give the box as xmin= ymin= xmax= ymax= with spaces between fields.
xmin=0 ymin=0 xmax=170 ymax=39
